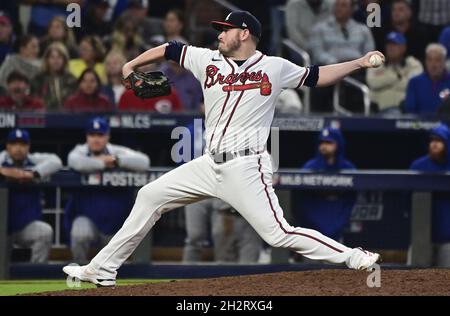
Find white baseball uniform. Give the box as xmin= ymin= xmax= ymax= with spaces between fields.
xmin=87 ymin=45 xmax=371 ymax=278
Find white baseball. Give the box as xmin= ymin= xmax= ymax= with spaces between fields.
xmin=369 ymin=54 xmax=383 ymax=67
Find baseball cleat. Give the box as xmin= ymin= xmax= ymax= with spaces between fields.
xmin=347 ymin=248 xmax=382 ymax=270
xmin=63 ymin=264 xmax=116 ymax=287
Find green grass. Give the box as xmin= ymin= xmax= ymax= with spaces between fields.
xmin=0 ymin=279 xmax=169 ymax=296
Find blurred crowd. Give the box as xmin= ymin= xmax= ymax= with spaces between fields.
xmin=0 ymin=0 xmax=204 ymax=114
xmin=0 ymin=0 xmax=449 ymax=115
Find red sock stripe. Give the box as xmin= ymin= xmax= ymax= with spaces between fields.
xmin=257 ymin=157 xmax=344 ymax=253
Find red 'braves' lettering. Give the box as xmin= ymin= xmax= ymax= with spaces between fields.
xmin=204 ymin=65 xmax=264 ymax=89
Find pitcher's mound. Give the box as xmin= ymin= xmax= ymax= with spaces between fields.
xmin=31 ymin=269 xmax=450 ymax=296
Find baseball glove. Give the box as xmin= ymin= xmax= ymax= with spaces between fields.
xmin=122 ymin=71 xmax=171 ymax=99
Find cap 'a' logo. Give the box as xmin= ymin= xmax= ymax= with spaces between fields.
xmin=225 ymin=13 xmax=232 ymax=21
xmin=242 ymin=22 xmax=247 ymax=27
xmin=16 ymin=130 xmax=22 ymax=138
xmin=323 ymin=129 xmax=329 ymax=137
xmin=94 ymin=121 xmax=100 ymax=129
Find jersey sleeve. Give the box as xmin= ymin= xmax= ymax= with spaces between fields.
xmin=179 ymin=45 xmax=214 ymax=81
xmin=279 ymin=58 xmax=318 ymax=89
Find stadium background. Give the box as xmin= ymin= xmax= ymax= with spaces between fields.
xmin=0 ymin=0 xmax=450 ymax=293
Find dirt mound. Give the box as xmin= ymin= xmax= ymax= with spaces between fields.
xmin=29 ymin=269 xmax=450 ymax=296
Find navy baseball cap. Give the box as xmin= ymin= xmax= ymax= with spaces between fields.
xmin=7 ymin=129 xmax=30 ymax=144
xmin=318 ymin=128 xmax=338 ymax=143
xmin=386 ymin=32 xmax=406 ymax=45
xmin=211 ymin=11 xmax=262 ymax=39
xmin=86 ymin=117 xmax=110 ymax=134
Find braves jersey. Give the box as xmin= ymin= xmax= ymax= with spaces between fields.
xmin=171 ymin=44 xmax=316 ymax=154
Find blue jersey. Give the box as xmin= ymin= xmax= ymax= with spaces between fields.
xmin=64 ymin=188 xmax=135 ymax=236
xmin=294 ymin=128 xmax=356 ymax=241
xmin=405 ymin=72 xmax=450 ymax=114
xmin=2 ymin=159 xmax=42 ymax=234
xmin=410 ymin=124 xmax=450 ymax=242
xmin=64 ymin=143 xmax=149 ymax=236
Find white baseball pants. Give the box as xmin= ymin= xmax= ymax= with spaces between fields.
xmin=88 ymin=151 xmax=357 ymax=278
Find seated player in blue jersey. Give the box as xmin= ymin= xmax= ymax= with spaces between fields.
xmin=294 ymin=127 xmax=356 ymax=243
xmin=410 ymin=123 xmax=450 ymax=267
xmin=0 ymin=129 xmax=62 ymax=263
xmin=65 ymin=117 xmax=150 ymax=262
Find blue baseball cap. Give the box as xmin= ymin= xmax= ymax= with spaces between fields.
xmin=318 ymin=128 xmax=337 ymax=143
xmin=211 ymin=11 xmax=262 ymax=39
xmin=386 ymin=32 xmax=407 ymax=45
xmin=7 ymin=129 xmax=30 ymax=144
xmin=86 ymin=117 xmax=110 ymax=135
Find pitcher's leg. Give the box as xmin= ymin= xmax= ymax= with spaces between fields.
xmin=88 ymin=156 xmax=217 ymax=277
xmin=219 ymin=153 xmax=378 ymax=269
xmin=183 ymin=199 xmax=211 ymax=262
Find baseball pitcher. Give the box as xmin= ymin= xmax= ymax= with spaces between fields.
xmin=64 ymin=11 xmax=384 ymax=287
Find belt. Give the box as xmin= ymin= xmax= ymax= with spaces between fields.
xmin=210 ymin=148 xmax=261 ymax=164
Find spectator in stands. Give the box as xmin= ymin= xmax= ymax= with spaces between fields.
xmin=439 ymin=26 xmax=450 ymax=71
xmin=106 ymin=13 xmax=145 ymax=60
xmin=285 ymin=0 xmax=334 ymax=51
xmin=27 ymin=0 xmax=83 ymax=37
xmin=308 ymin=0 xmax=374 ymax=112
xmin=118 ymin=85 xmax=183 ymax=113
xmin=352 ymin=1 xmax=390 ymax=52
xmin=410 ymin=123 xmax=450 ymax=267
xmin=366 ymin=32 xmax=423 ymax=114
xmin=0 ymin=34 xmax=41 ymax=89
xmin=77 ymin=0 xmax=113 ymax=41
xmin=387 ymin=0 xmax=427 ymax=61
xmin=308 ymin=0 xmax=375 ymax=65
xmin=103 ymin=50 xmax=127 ymax=107
xmin=31 ymin=43 xmax=77 ymax=112
xmin=158 ymin=61 xmax=203 ymax=112
xmin=293 ymin=127 xmax=356 ymax=241
xmin=405 ymin=43 xmax=450 ymax=115
xmin=125 ymin=0 xmax=165 ymax=48
xmin=0 ymin=71 xmax=45 ymax=111
xmin=64 ymin=68 xmax=113 ymax=112
xmin=39 ymin=16 xmax=78 ymax=59
xmin=0 ymin=129 xmax=62 ymax=263
xmin=65 ymin=117 xmax=150 ymax=262
xmin=415 ymin=0 xmax=450 ymax=43
xmin=70 ymin=36 xmax=107 ymax=84
xmin=0 ymin=12 xmax=14 ymax=65
xmin=163 ymin=9 xmax=189 ymax=44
